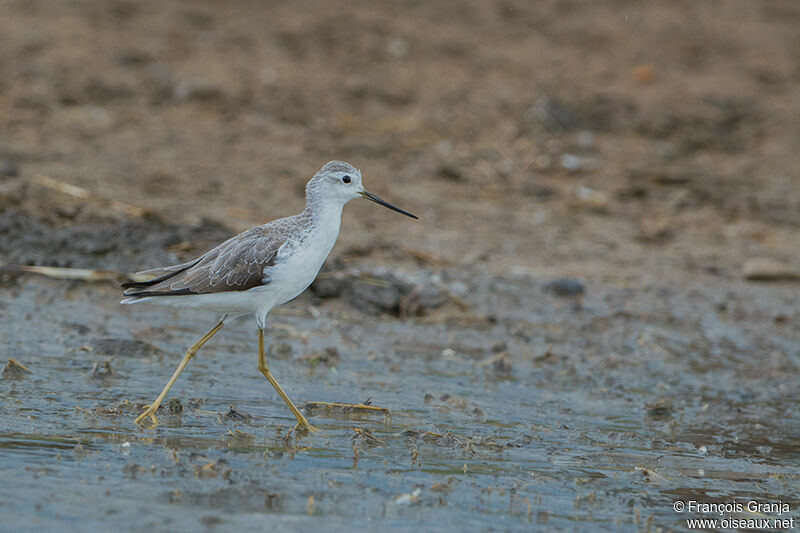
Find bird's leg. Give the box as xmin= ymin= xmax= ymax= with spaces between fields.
xmin=134 ymin=319 xmax=225 ymax=427
xmin=258 ymin=328 xmax=317 ymax=433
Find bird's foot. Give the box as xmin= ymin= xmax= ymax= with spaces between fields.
xmin=134 ymin=404 xmax=160 ymax=427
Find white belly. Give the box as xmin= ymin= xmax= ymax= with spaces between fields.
xmin=267 ymin=241 xmax=332 ymax=305
xmin=264 ymin=211 xmax=341 ymax=307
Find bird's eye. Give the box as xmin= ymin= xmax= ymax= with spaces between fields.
xmin=342 ymin=175 xmax=351 ymax=184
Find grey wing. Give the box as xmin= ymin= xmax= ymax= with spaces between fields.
xmin=122 ymin=226 xmax=283 ymax=297
xmin=135 ymin=260 xmax=201 ymax=278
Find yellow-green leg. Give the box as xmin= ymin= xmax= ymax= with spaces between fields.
xmin=258 ymin=328 xmax=317 ymax=433
xmin=134 ymin=319 xmax=225 ymax=427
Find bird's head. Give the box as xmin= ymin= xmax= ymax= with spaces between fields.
xmin=306 ymin=160 xmax=418 ymax=219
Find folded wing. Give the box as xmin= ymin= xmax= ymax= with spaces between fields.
xmin=122 ymin=225 xmax=283 ymax=298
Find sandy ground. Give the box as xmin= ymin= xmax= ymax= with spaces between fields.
xmin=1 ymin=0 xmax=799 ymax=531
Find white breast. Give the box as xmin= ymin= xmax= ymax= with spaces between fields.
xmin=264 ymin=205 xmax=342 ymax=306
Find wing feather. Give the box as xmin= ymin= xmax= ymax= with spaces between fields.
xmin=122 ymin=225 xmax=285 ymax=298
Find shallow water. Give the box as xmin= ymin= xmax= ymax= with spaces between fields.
xmin=1 ymin=275 xmax=799 ymax=532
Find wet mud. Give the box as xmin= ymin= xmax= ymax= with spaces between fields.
xmin=2 ymin=239 xmax=799 ymax=530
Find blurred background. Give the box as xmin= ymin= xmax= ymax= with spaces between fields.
xmin=2 ymin=0 xmax=798 ymax=280
xmin=1 ymin=1 xmax=799 ymax=531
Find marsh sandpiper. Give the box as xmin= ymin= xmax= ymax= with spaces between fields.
xmin=121 ymin=161 xmax=418 ymax=431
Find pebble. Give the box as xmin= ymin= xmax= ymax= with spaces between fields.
xmin=560 ymin=153 xmax=582 ymax=171
xmin=91 ymin=338 xmax=163 ymax=358
xmin=543 ymin=278 xmax=585 ymax=298
xmin=166 ymin=398 xmax=183 ymax=414
xmin=525 ymin=97 xmax=576 ymax=131
xmin=0 ymin=160 xmax=18 ymax=178
xmin=572 ymin=185 xmax=609 ymax=212
xmin=173 ymin=79 xmax=224 ymax=102
xmin=743 ymin=257 xmax=800 ymax=281
xmin=268 ymin=342 xmax=293 ymax=359
xmin=436 ymin=163 xmax=464 ymax=181
xmin=311 ymin=269 xmax=446 ymax=316
xmin=638 ymin=214 xmax=674 ymax=242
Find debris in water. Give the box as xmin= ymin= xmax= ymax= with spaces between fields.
xmin=195 ymin=461 xmax=219 ymax=479
xmin=2 ymin=358 xmax=32 ymax=379
xmin=297 ymin=347 xmax=340 ymax=369
xmin=352 ymin=427 xmax=385 ymax=447
xmin=393 ymin=488 xmax=421 ymax=506
xmin=477 ymin=351 xmax=513 ymax=374
xmin=644 ymin=399 xmax=673 ymax=418
xmin=91 ymin=338 xmax=164 ymax=358
xmin=89 ymin=360 xmax=117 ymax=379
xmin=430 ymin=483 xmax=450 ymax=493
xmin=268 ymin=342 xmax=293 ymax=359
xmin=8 ymin=265 xmax=127 ymax=283
xmin=411 ymin=447 xmax=420 ymax=467
xmin=305 ymin=401 xmax=390 ymax=420
xmin=223 ymin=405 xmax=252 ymax=421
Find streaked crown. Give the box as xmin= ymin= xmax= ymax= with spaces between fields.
xmin=304 ymin=160 xmax=363 ymax=206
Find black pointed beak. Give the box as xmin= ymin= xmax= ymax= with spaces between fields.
xmin=359 ymin=190 xmax=418 ymax=219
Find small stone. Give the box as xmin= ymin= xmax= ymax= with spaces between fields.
xmin=645 ymin=399 xmax=673 ymax=417
xmin=560 ymin=153 xmax=582 ymax=171
xmin=492 ymin=352 xmax=512 ymax=373
xmin=306 ymin=495 xmax=315 ymax=515
xmin=434 ymin=140 xmax=453 ymax=157
xmin=386 ymin=37 xmax=408 ymax=58
xmin=430 ymin=483 xmax=451 ymax=493
xmin=115 ymin=49 xmax=152 ymax=67
xmin=224 ymin=405 xmax=252 ymax=421
xmin=173 ymin=79 xmax=224 ymax=102
xmin=638 ymin=214 xmax=674 ymax=242
xmin=631 ymin=64 xmax=655 ymax=84
xmin=543 ymin=278 xmax=585 ymax=298
xmin=345 ymin=271 xmax=445 ymax=316
xmin=576 ymin=130 xmax=595 ymax=149
xmin=310 ymin=269 xmax=346 ymax=299
xmin=478 ymin=351 xmax=513 ymax=373
xmin=742 ymin=257 xmax=800 ymax=282
xmin=393 ymin=488 xmax=421 ymax=505
xmin=524 ymin=97 xmax=576 ymax=132
xmin=269 ymin=342 xmax=293 ymax=359
xmin=166 ymin=398 xmax=183 ymax=414
xmin=571 ymin=186 xmax=609 ymax=212
xmin=91 ymin=338 xmax=163 ymax=358
xmin=0 ymin=160 xmax=18 ymax=178
xmin=437 ymin=163 xmax=464 ymax=181
xmin=299 ymin=347 xmax=340 ymax=368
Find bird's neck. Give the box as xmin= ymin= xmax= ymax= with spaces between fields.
xmin=301 ymin=194 xmax=344 ymax=234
